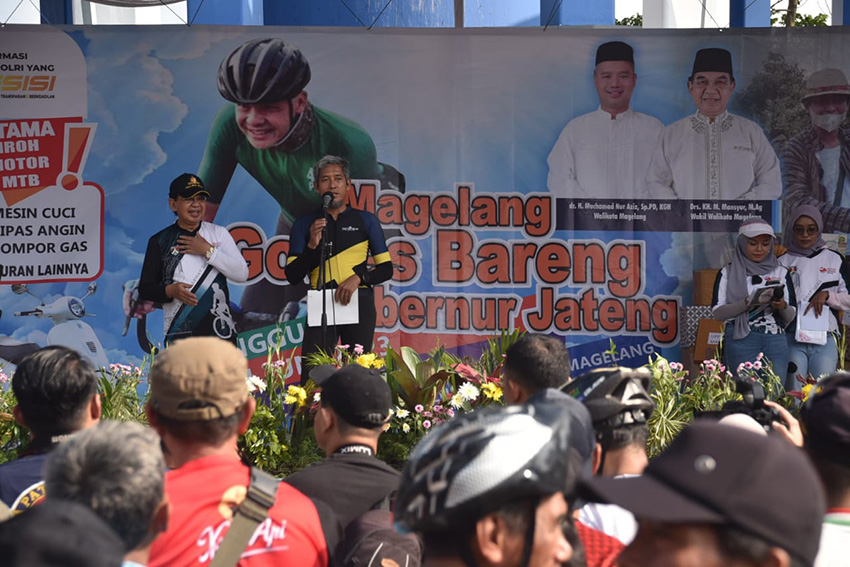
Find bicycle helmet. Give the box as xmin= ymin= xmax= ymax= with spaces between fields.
xmin=560 ymin=366 xmax=654 ymax=429
xmin=217 ymin=38 xmax=311 ymax=105
xmin=395 ymin=401 xmax=573 ymax=534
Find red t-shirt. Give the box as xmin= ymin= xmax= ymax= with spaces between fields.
xmin=149 ymin=455 xmax=329 ymax=567
xmin=576 ymin=520 xmax=624 ymax=567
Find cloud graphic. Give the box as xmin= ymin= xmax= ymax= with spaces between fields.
xmin=105 ymin=347 xmax=145 ymax=370
xmin=659 ymin=233 xmax=694 ymax=282
xmin=82 ymin=32 xmax=189 ymax=194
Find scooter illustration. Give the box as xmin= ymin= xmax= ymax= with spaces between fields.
xmin=1 ymin=282 xmax=109 ymax=370
xmin=0 ymin=308 xmax=40 ymax=376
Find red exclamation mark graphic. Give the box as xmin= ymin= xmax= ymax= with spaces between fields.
xmin=58 ymin=123 xmax=97 ymax=191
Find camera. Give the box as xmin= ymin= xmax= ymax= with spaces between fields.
xmin=697 ymin=379 xmax=783 ymax=432
xmin=772 ymin=286 xmax=784 ymax=301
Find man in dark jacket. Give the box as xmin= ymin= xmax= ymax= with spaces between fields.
xmin=286 ymin=364 xmax=399 ymax=528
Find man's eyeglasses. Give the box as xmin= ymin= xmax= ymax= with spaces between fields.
xmin=793 ymin=226 xmax=819 ymax=236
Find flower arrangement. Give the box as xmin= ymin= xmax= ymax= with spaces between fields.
xmin=12 ymin=329 xmax=813 ymax=477
xmin=786 ymin=373 xmax=819 ymax=403
xmin=646 ymin=351 xmax=794 ymax=458
xmin=238 ymin=351 xmax=324 ymax=477
xmin=732 ymin=353 xmax=787 ymax=403
xmin=0 ymin=333 xmax=520 ymax=470
xmin=299 ymin=335 xmax=512 ymax=469
xmin=0 ymin=367 xmax=27 ymax=465
xmin=98 ymin=363 xmax=149 ymax=422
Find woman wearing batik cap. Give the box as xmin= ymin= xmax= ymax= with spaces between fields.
xmin=779 ymin=204 xmax=850 ymax=390
xmin=712 ymin=218 xmax=796 ymax=381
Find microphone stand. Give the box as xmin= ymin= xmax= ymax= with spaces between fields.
xmin=318 ymin=199 xmax=332 ymax=354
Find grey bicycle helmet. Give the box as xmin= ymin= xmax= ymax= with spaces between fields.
xmin=395 ymin=401 xmax=573 ymax=534
xmin=217 ymin=38 xmax=311 ymax=105
xmin=560 ymin=366 xmax=654 ymax=429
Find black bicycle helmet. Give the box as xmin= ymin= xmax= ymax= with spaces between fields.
xmin=561 ymin=366 xmax=654 ymax=429
xmin=217 ymin=38 xmax=311 ymax=105
xmin=395 ymin=401 xmax=573 ymax=534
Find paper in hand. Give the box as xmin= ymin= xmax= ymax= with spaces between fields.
xmin=307 ymin=289 xmax=360 ymax=327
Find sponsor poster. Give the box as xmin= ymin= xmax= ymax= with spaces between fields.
xmin=0 ymin=24 xmax=835 ymax=380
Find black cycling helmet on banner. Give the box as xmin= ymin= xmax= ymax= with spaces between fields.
xmin=217 ymin=38 xmax=311 ymax=105
xmin=395 ymin=401 xmax=573 ymax=534
xmin=561 ymin=366 xmax=654 ymax=429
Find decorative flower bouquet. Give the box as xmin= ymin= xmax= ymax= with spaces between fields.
xmin=239 ymin=352 xmax=324 ymax=477
xmin=0 ymin=367 xmax=27 ymax=465
xmin=646 ymin=352 xmax=792 ymax=458
xmin=98 ymin=363 xmax=149 ymax=422
xmin=14 ymin=328 xmax=820 ymax=476
xmin=289 ymin=332 xmax=518 ymax=470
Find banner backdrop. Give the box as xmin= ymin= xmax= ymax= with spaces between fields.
xmin=0 ymin=24 xmax=842 ymax=378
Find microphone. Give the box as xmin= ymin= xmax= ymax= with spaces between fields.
xmin=322 ymin=192 xmax=333 ymax=209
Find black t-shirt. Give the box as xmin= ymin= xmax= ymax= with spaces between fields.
xmin=285 ymin=452 xmax=400 ymax=529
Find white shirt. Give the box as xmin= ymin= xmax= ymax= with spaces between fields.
xmin=644 ymin=111 xmax=781 ymax=200
xmin=814 ymin=512 xmax=850 ymax=567
xmin=547 ymin=107 xmax=663 ymax=199
xmin=579 ymin=501 xmax=638 ymax=545
xmin=779 ymin=248 xmax=848 ymax=333
xmin=712 ymin=264 xmax=793 ymax=334
xmin=817 ymin=146 xmax=850 ymax=208
xmin=162 ymin=221 xmax=249 ymax=333
xmin=579 ymin=473 xmax=640 ymax=545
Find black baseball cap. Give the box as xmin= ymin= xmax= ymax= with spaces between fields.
xmin=0 ymin=499 xmax=126 ymax=567
xmin=801 ymin=372 xmax=850 ymax=466
xmin=579 ymin=421 xmax=826 ymax=566
xmin=169 ymin=173 xmax=210 ymax=200
xmin=312 ymin=364 xmax=392 ymax=429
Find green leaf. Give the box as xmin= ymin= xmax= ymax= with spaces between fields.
xmin=400 ymin=346 xmax=423 ymax=376
xmin=415 ymin=358 xmax=438 ymax=385
xmin=386 ymin=348 xmax=419 ymax=406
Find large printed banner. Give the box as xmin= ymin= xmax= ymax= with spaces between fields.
xmin=0 ymin=24 xmax=838 ymax=377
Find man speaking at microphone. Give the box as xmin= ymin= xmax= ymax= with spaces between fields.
xmin=286 ymin=155 xmax=393 ymax=382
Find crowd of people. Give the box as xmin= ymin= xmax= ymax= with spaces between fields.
xmin=8 ymin=26 xmax=850 ymax=567
xmin=0 ymin=333 xmax=847 ymax=567
xmin=8 ymin=151 xmax=850 ymax=566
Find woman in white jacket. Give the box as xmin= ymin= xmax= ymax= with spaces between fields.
xmin=779 ymin=205 xmax=849 ymax=389
xmin=712 ymin=218 xmax=796 ymax=381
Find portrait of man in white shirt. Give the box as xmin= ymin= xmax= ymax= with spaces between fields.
xmin=547 ymin=41 xmax=663 ymax=200
xmin=645 ymin=48 xmax=781 ymax=201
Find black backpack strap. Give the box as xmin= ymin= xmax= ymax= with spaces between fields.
xmin=369 ymin=490 xmax=396 ymax=512
xmin=209 ymin=467 xmax=278 ymax=567
xmin=340 ymin=510 xmax=395 ymax=567
xmin=136 ymin=313 xmax=154 ymax=354
xmin=337 ymin=492 xmax=394 ymax=566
